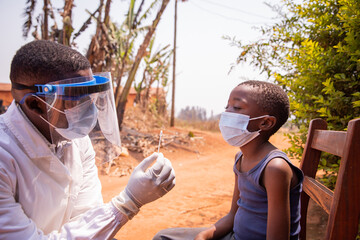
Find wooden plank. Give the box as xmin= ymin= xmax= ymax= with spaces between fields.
xmin=311 ymin=130 xmax=346 ymax=157
xmin=299 ymin=119 xmax=327 ymax=240
xmin=303 ymin=176 xmax=333 ymax=214
xmin=300 ymin=119 xmax=327 ymax=178
xmin=326 ymin=118 xmax=360 ymax=240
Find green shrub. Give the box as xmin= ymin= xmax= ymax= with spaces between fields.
xmin=230 ymin=0 xmax=360 ymax=189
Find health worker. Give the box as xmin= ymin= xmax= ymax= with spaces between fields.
xmin=0 ymin=40 xmax=175 ymax=239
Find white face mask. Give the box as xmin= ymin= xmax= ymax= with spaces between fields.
xmin=35 ymin=96 xmax=98 ymax=140
xmin=55 ymin=100 xmax=98 ymax=140
xmin=219 ymin=112 xmax=268 ymax=147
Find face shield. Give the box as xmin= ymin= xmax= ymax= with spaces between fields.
xmin=19 ymin=72 xmax=121 ymax=164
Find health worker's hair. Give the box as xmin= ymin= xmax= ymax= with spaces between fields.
xmin=238 ymin=80 xmax=290 ymax=136
xmin=10 ymin=40 xmax=91 ymax=85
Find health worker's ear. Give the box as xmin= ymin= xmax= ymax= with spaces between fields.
xmin=259 ymin=116 xmax=277 ymax=131
xmin=23 ymin=95 xmax=48 ymax=116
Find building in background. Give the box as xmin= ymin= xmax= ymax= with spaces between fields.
xmin=126 ymin=87 xmax=166 ymax=108
xmin=0 ymin=83 xmax=12 ymax=113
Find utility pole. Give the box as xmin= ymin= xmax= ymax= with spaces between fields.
xmin=170 ymin=0 xmax=177 ymax=127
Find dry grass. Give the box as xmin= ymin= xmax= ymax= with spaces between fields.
xmin=175 ymin=119 xmax=220 ymax=132
xmin=123 ymin=106 xmax=168 ymax=132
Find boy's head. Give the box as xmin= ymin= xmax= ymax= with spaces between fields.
xmin=10 ymin=40 xmax=91 ymax=86
xmin=226 ymin=80 xmax=289 ymax=138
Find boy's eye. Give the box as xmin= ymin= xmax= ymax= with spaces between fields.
xmin=225 ymin=105 xmax=242 ymax=111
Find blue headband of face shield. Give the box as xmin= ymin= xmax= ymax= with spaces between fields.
xmin=16 ymin=75 xmax=110 ymax=103
xmin=14 ymin=73 xmax=122 ymax=162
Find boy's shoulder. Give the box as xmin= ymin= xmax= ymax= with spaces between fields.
xmin=234 ymin=151 xmax=242 ymax=161
xmin=264 ymin=149 xmax=298 ymax=169
xmin=263 ymin=150 xmax=303 ymax=185
xmin=258 ymin=149 xmax=294 ymax=173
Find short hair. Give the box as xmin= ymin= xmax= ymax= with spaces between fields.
xmin=238 ymin=80 xmax=290 ymax=136
xmin=10 ymin=40 xmax=91 ymax=85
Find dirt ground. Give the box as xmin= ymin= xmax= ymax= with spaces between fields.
xmin=99 ymin=128 xmax=327 ymax=240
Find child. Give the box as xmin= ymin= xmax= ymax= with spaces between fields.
xmin=153 ymin=80 xmax=303 ymax=240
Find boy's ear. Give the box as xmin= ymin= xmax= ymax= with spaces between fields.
xmin=259 ymin=116 xmax=277 ymax=131
xmin=23 ymin=95 xmax=47 ymax=115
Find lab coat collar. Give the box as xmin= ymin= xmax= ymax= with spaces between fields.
xmin=4 ymin=101 xmax=57 ymax=159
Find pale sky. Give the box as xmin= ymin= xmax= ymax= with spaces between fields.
xmin=0 ymin=0 xmax=281 ymax=116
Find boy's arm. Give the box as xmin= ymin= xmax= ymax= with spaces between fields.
xmin=263 ymin=157 xmax=293 ymax=240
xmin=195 ymin=174 xmax=239 ymax=240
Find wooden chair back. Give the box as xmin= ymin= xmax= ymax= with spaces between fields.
xmin=299 ymin=118 xmax=360 ymax=239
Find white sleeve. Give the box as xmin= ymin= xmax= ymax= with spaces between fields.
xmin=70 ymin=137 xmax=105 ymax=218
xmin=0 ymin=144 xmax=130 ymax=239
xmin=54 ymin=203 xmax=129 ymax=240
xmin=0 ymin=188 xmax=129 ymax=240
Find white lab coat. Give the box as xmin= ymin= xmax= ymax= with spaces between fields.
xmin=0 ymin=101 xmax=128 ymax=239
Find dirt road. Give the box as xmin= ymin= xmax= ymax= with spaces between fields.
xmin=99 ymin=129 xmax=325 ymax=240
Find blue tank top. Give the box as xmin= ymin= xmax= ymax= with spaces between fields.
xmin=233 ymin=150 xmax=303 ymax=240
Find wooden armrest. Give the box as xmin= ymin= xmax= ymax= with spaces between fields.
xmin=303 ymin=176 xmax=333 ymax=214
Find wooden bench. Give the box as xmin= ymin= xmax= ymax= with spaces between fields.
xmin=299 ymin=118 xmax=360 ymax=239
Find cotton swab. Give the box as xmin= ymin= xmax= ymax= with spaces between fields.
xmin=157 ymin=130 xmax=163 ymax=153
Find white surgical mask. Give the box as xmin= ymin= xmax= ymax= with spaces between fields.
xmin=219 ymin=112 xmax=268 ymax=147
xmin=55 ymin=100 xmax=98 ymax=140
xmin=34 ymin=96 xmax=98 ymax=140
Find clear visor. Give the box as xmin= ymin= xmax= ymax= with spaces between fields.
xmin=40 ymin=72 xmax=121 ymax=164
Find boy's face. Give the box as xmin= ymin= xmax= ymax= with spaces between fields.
xmin=225 ymin=84 xmax=266 ymax=131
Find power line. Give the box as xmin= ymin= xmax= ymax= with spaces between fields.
xmin=197 ymin=0 xmax=272 ymax=20
xmin=190 ymin=1 xmax=271 ymax=25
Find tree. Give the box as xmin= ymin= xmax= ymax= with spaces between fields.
xmin=116 ymin=0 xmax=170 ymax=129
xmin=134 ymin=36 xmax=172 ymax=111
xmin=22 ymin=0 xmax=172 ymax=130
xmin=23 ymin=0 xmax=75 ymax=45
xmin=170 ymin=0 xmax=178 ymax=127
xmin=177 ymin=106 xmax=207 ymax=122
xmin=112 ymin=0 xmax=161 ymax=106
xmin=86 ymin=0 xmax=114 ymax=72
xmin=170 ymin=0 xmax=188 ymax=127
xmin=230 ymin=0 xmax=360 ymax=188
xmin=23 ymin=0 xmax=170 ymax=129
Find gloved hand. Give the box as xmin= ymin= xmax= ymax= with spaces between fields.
xmin=112 ymin=152 xmax=175 ymax=219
